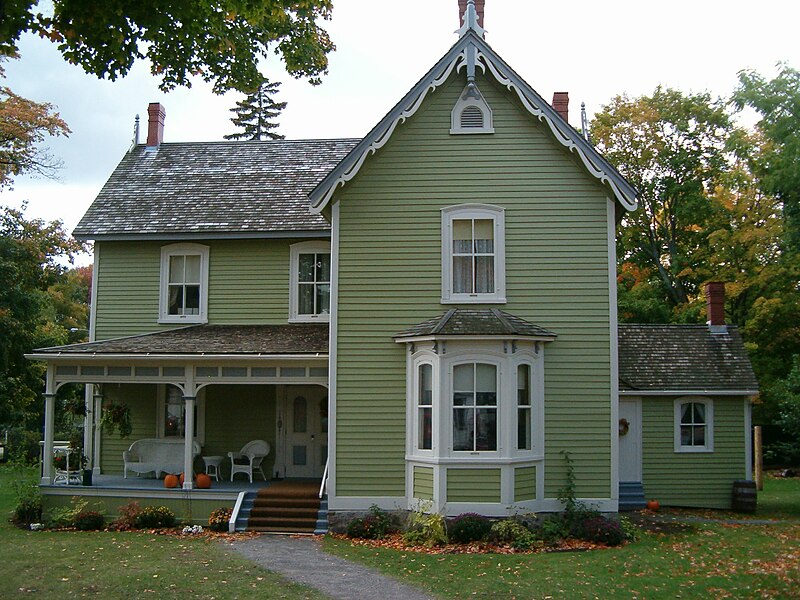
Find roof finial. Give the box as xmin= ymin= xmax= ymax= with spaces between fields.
xmin=580 ymin=102 xmax=590 ymax=142
xmin=457 ymin=0 xmax=486 ymax=38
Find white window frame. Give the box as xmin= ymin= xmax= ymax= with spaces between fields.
xmin=449 ymin=359 xmax=501 ymax=455
xmin=156 ymin=385 xmax=206 ymax=445
xmin=674 ymin=397 xmax=714 ymax=453
xmin=413 ymin=358 xmax=436 ymax=456
xmin=289 ymin=241 xmax=332 ymax=323
xmin=441 ymin=204 xmax=506 ymax=304
xmin=450 ymin=84 xmax=495 ymax=134
xmin=159 ymin=243 xmax=209 ymax=324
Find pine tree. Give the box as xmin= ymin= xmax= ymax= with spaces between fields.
xmin=224 ymin=80 xmax=287 ymax=140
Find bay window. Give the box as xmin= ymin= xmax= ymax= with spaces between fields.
xmin=453 ymin=363 xmax=498 ymax=451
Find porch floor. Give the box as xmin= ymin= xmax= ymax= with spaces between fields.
xmin=45 ymin=474 xmax=320 ymax=494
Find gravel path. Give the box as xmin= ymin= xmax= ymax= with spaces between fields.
xmin=228 ymin=534 xmax=434 ymax=600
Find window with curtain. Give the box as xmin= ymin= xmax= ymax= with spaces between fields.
xmin=517 ymin=364 xmax=532 ymax=450
xmin=159 ymin=244 xmax=209 ymax=323
xmin=418 ymin=363 xmax=433 ymax=450
xmin=674 ymin=398 xmax=713 ymax=452
xmin=453 ymin=363 xmax=497 ymax=451
xmin=298 ymin=252 xmax=331 ymax=316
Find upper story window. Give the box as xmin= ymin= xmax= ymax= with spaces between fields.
xmin=159 ymin=243 xmax=209 ymax=324
xmin=674 ymin=397 xmax=714 ymax=453
xmin=451 ymin=83 xmax=494 ymax=135
xmin=441 ymin=205 xmax=506 ymax=304
xmin=290 ymin=241 xmax=331 ymax=322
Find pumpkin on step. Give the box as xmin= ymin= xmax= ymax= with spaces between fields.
xmin=196 ymin=473 xmax=211 ymax=489
xmin=164 ymin=474 xmax=179 ymax=488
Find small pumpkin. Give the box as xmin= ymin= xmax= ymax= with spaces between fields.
xmin=164 ymin=474 xmax=179 ymax=488
xmin=646 ymin=499 xmax=660 ymax=511
xmin=195 ymin=473 xmax=212 ymax=489
xmin=179 ymin=472 xmax=185 ymax=486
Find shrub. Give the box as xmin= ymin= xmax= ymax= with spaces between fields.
xmin=619 ymin=515 xmax=639 ymax=542
xmin=110 ymin=501 xmax=142 ymax=531
xmin=448 ymin=513 xmax=492 ymax=543
xmin=535 ymin=516 xmax=568 ymax=543
xmin=345 ymin=505 xmax=394 ymax=540
xmin=8 ymin=461 xmax=42 ymax=527
xmin=74 ymin=511 xmax=105 ymax=531
xmin=403 ymin=503 xmax=447 ymax=547
xmin=575 ymin=516 xmax=626 ymax=546
xmin=489 ymin=519 xmax=541 ymax=551
xmin=46 ymin=497 xmax=92 ymax=528
xmin=136 ymin=505 xmax=176 ymax=529
xmin=208 ymin=507 xmax=233 ymax=532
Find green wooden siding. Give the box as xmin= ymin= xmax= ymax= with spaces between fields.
xmin=100 ymin=383 xmax=278 ymax=479
xmin=94 ymin=238 xmax=317 ymax=340
xmin=334 ymin=70 xmax=612 ymax=499
xmin=514 ymin=466 xmax=537 ymax=501
xmin=642 ymin=397 xmax=747 ymax=509
xmin=413 ymin=466 xmax=434 ymax=500
xmin=447 ymin=468 xmax=501 ymax=503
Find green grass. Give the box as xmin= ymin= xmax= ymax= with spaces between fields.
xmin=0 ymin=465 xmax=321 ymax=599
xmin=323 ymin=477 xmax=800 ymax=599
xmin=758 ymin=476 xmax=800 ymax=519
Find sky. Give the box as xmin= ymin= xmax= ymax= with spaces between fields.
xmin=3 ymin=0 xmax=800 ymax=265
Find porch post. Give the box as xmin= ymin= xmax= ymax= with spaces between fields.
xmin=92 ymin=386 xmax=103 ymax=475
xmin=182 ymin=395 xmax=196 ymax=490
xmin=41 ymin=393 xmax=56 ymax=485
xmin=82 ymin=384 xmax=94 ymax=470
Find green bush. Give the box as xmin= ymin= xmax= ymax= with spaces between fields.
xmin=403 ymin=504 xmax=447 ymax=547
xmin=136 ymin=505 xmax=176 ymax=529
xmin=535 ymin=517 xmax=568 ymax=543
xmin=345 ymin=505 xmax=394 ymax=539
xmin=489 ymin=519 xmax=541 ymax=551
xmin=619 ymin=515 xmax=639 ymax=542
xmin=576 ymin=516 xmax=626 ymax=546
xmin=74 ymin=511 xmax=105 ymax=531
xmin=448 ymin=513 xmax=492 ymax=543
xmin=9 ymin=463 xmax=42 ymax=527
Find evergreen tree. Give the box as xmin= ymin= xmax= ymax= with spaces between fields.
xmin=224 ymin=80 xmax=287 ymax=141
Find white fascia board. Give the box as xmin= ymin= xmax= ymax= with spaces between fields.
xmin=26 ymin=353 xmax=328 ymax=363
xmin=76 ymin=230 xmax=331 ymax=242
xmin=394 ymin=335 xmax=556 ymax=344
xmin=620 ymin=389 xmax=759 ymax=397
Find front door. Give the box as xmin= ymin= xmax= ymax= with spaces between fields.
xmin=284 ymin=386 xmax=328 ymax=478
xmin=619 ymin=398 xmax=642 ymax=482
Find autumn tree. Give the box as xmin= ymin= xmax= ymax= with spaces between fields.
xmin=0 ymin=58 xmax=70 ymax=189
xmin=0 ymin=1 xmax=335 ymax=93
xmin=592 ymin=87 xmax=734 ymax=312
xmin=225 ymin=79 xmax=287 ymax=140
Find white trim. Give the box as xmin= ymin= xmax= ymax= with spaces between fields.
xmin=608 ymin=198 xmax=620 ymax=499
xmin=41 ymin=485 xmax=239 ymax=503
xmin=618 ymin=398 xmax=642 ymax=482
xmin=450 ymin=83 xmax=494 ymax=134
xmin=158 ymin=243 xmax=209 ymax=324
xmin=620 ymin=389 xmax=759 ymax=396
xmin=229 ymin=491 xmax=247 ymax=533
xmin=674 ymin=396 xmax=714 ymax=453
xmin=395 ymin=334 xmax=555 ymax=344
xmin=288 ymin=240 xmax=331 ymax=323
xmin=327 ymin=496 xmax=406 ymax=511
xmin=88 ymin=244 xmax=99 ymax=342
xmin=30 ymin=353 xmax=328 ymax=362
xmin=440 ymin=204 xmax=506 ymax=304
xmin=326 ymin=202 xmax=340 ymax=505
xmin=744 ymin=397 xmax=753 ymax=480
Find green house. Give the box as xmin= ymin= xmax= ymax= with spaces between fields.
xmin=29 ymin=2 xmax=757 ymax=527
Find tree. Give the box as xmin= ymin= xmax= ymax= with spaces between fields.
xmin=1 ymin=58 xmax=70 ymax=189
xmin=592 ymin=87 xmax=734 ymax=311
xmin=733 ymin=65 xmax=800 ymax=255
xmin=224 ymin=79 xmax=287 ymax=140
xmin=0 ymin=204 xmax=86 ymax=428
xmin=1 ymin=1 xmax=335 ymax=94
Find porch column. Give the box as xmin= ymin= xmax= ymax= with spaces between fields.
xmin=92 ymin=386 xmax=103 ymax=475
xmin=182 ymin=395 xmax=196 ymax=490
xmin=41 ymin=392 xmax=56 ymax=485
xmin=82 ymin=384 xmax=94 ymax=471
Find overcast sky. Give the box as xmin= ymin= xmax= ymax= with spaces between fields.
xmin=3 ymin=0 xmax=800 ymax=264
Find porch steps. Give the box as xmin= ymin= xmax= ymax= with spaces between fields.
xmin=314 ymin=497 xmax=329 ymax=535
xmin=234 ymin=492 xmax=257 ymax=532
xmin=246 ymin=481 xmax=321 ymax=533
xmin=619 ymin=481 xmax=647 ymax=511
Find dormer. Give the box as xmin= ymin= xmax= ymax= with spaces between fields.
xmin=451 ymin=83 xmax=494 ymax=134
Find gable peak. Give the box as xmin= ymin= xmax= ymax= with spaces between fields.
xmin=457 ymin=0 xmax=485 ymax=38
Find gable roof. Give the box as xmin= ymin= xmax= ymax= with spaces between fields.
xmin=309 ymin=30 xmax=638 ymax=214
xmin=394 ymin=308 xmax=556 ymax=340
xmin=73 ymin=139 xmax=359 ymax=240
xmin=618 ymin=324 xmax=758 ymax=395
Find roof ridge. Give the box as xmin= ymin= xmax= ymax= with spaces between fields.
xmin=432 ymin=309 xmax=457 ymax=334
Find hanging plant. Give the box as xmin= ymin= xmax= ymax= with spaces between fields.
xmin=100 ymin=403 xmax=133 ymax=438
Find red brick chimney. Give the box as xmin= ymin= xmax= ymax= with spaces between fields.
xmin=705 ymin=281 xmax=726 ymax=331
xmin=146 ymin=102 xmax=166 ymax=147
xmin=552 ymin=92 xmax=569 ymax=123
xmin=458 ymin=0 xmax=485 ymax=28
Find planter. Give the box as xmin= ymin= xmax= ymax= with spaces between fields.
xmin=82 ymin=469 xmax=93 ymax=486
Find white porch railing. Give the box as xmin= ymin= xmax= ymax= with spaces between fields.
xmin=319 ymin=458 xmax=329 ymax=499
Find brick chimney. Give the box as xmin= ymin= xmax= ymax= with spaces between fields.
xmin=146 ymin=102 xmax=166 ymax=147
xmin=552 ymin=92 xmax=569 ymax=123
xmin=458 ymin=0 xmax=485 ymax=28
xmin=705 ymin=281 xmax=727 ymax=332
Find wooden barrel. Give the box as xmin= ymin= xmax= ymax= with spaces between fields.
xmin=732 ymin=479 xmax=757 ymax=513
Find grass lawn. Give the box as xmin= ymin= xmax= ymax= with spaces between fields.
xmin=0 ymin=465 xmax=322 ymax=599
xmin=323 ymin=477 xmax=800 ymax=599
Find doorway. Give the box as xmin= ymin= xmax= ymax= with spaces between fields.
xmin=619 ymin=398 xmax=642 ymax=482
xmin=281 ymin=386 xmax=328 ymax=478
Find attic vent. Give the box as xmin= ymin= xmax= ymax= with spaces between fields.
xmin=451 ymin=84 xmax=494 ymax=135
xmin=460 ymin=106 xmax=484 ymax=128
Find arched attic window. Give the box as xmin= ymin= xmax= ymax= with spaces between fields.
xmin=451 ymin=83 xmax=494 ymax=134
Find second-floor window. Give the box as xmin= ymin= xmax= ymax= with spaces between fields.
xmin=159 ymin=243 xmax=209 ymax=324
xmin=290 ymin=241 xmax=331 ymax=322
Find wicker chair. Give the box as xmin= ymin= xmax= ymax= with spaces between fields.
xmin=228 ymin=440 xmax=270 ymax=482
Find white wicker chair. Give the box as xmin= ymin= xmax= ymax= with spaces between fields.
xmin=228 ymin=440 xmax=270 ymax=482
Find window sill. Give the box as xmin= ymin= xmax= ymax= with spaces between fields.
xmin=674 ymin=447 xmax=714 ymax=454
xmin=158 ymin=316 xmax=207 ymax=325
xmin=289 ymin=315 xmax=331 ymax=324
xmin=440 ymin=297 xmax=507 ymax=305
xmin=406 ymin=455 xmax=543 ymax=465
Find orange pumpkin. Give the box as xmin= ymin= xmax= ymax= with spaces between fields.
xmin=646 ymin=499 xmax=660 ymax=511
xmin=179 ymin=472 xmax=189 ymax=486
xmin=164 ymin=474 xmax=179 ymax=488
xmin=195 ymin=473 xmax=211 ymax=489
